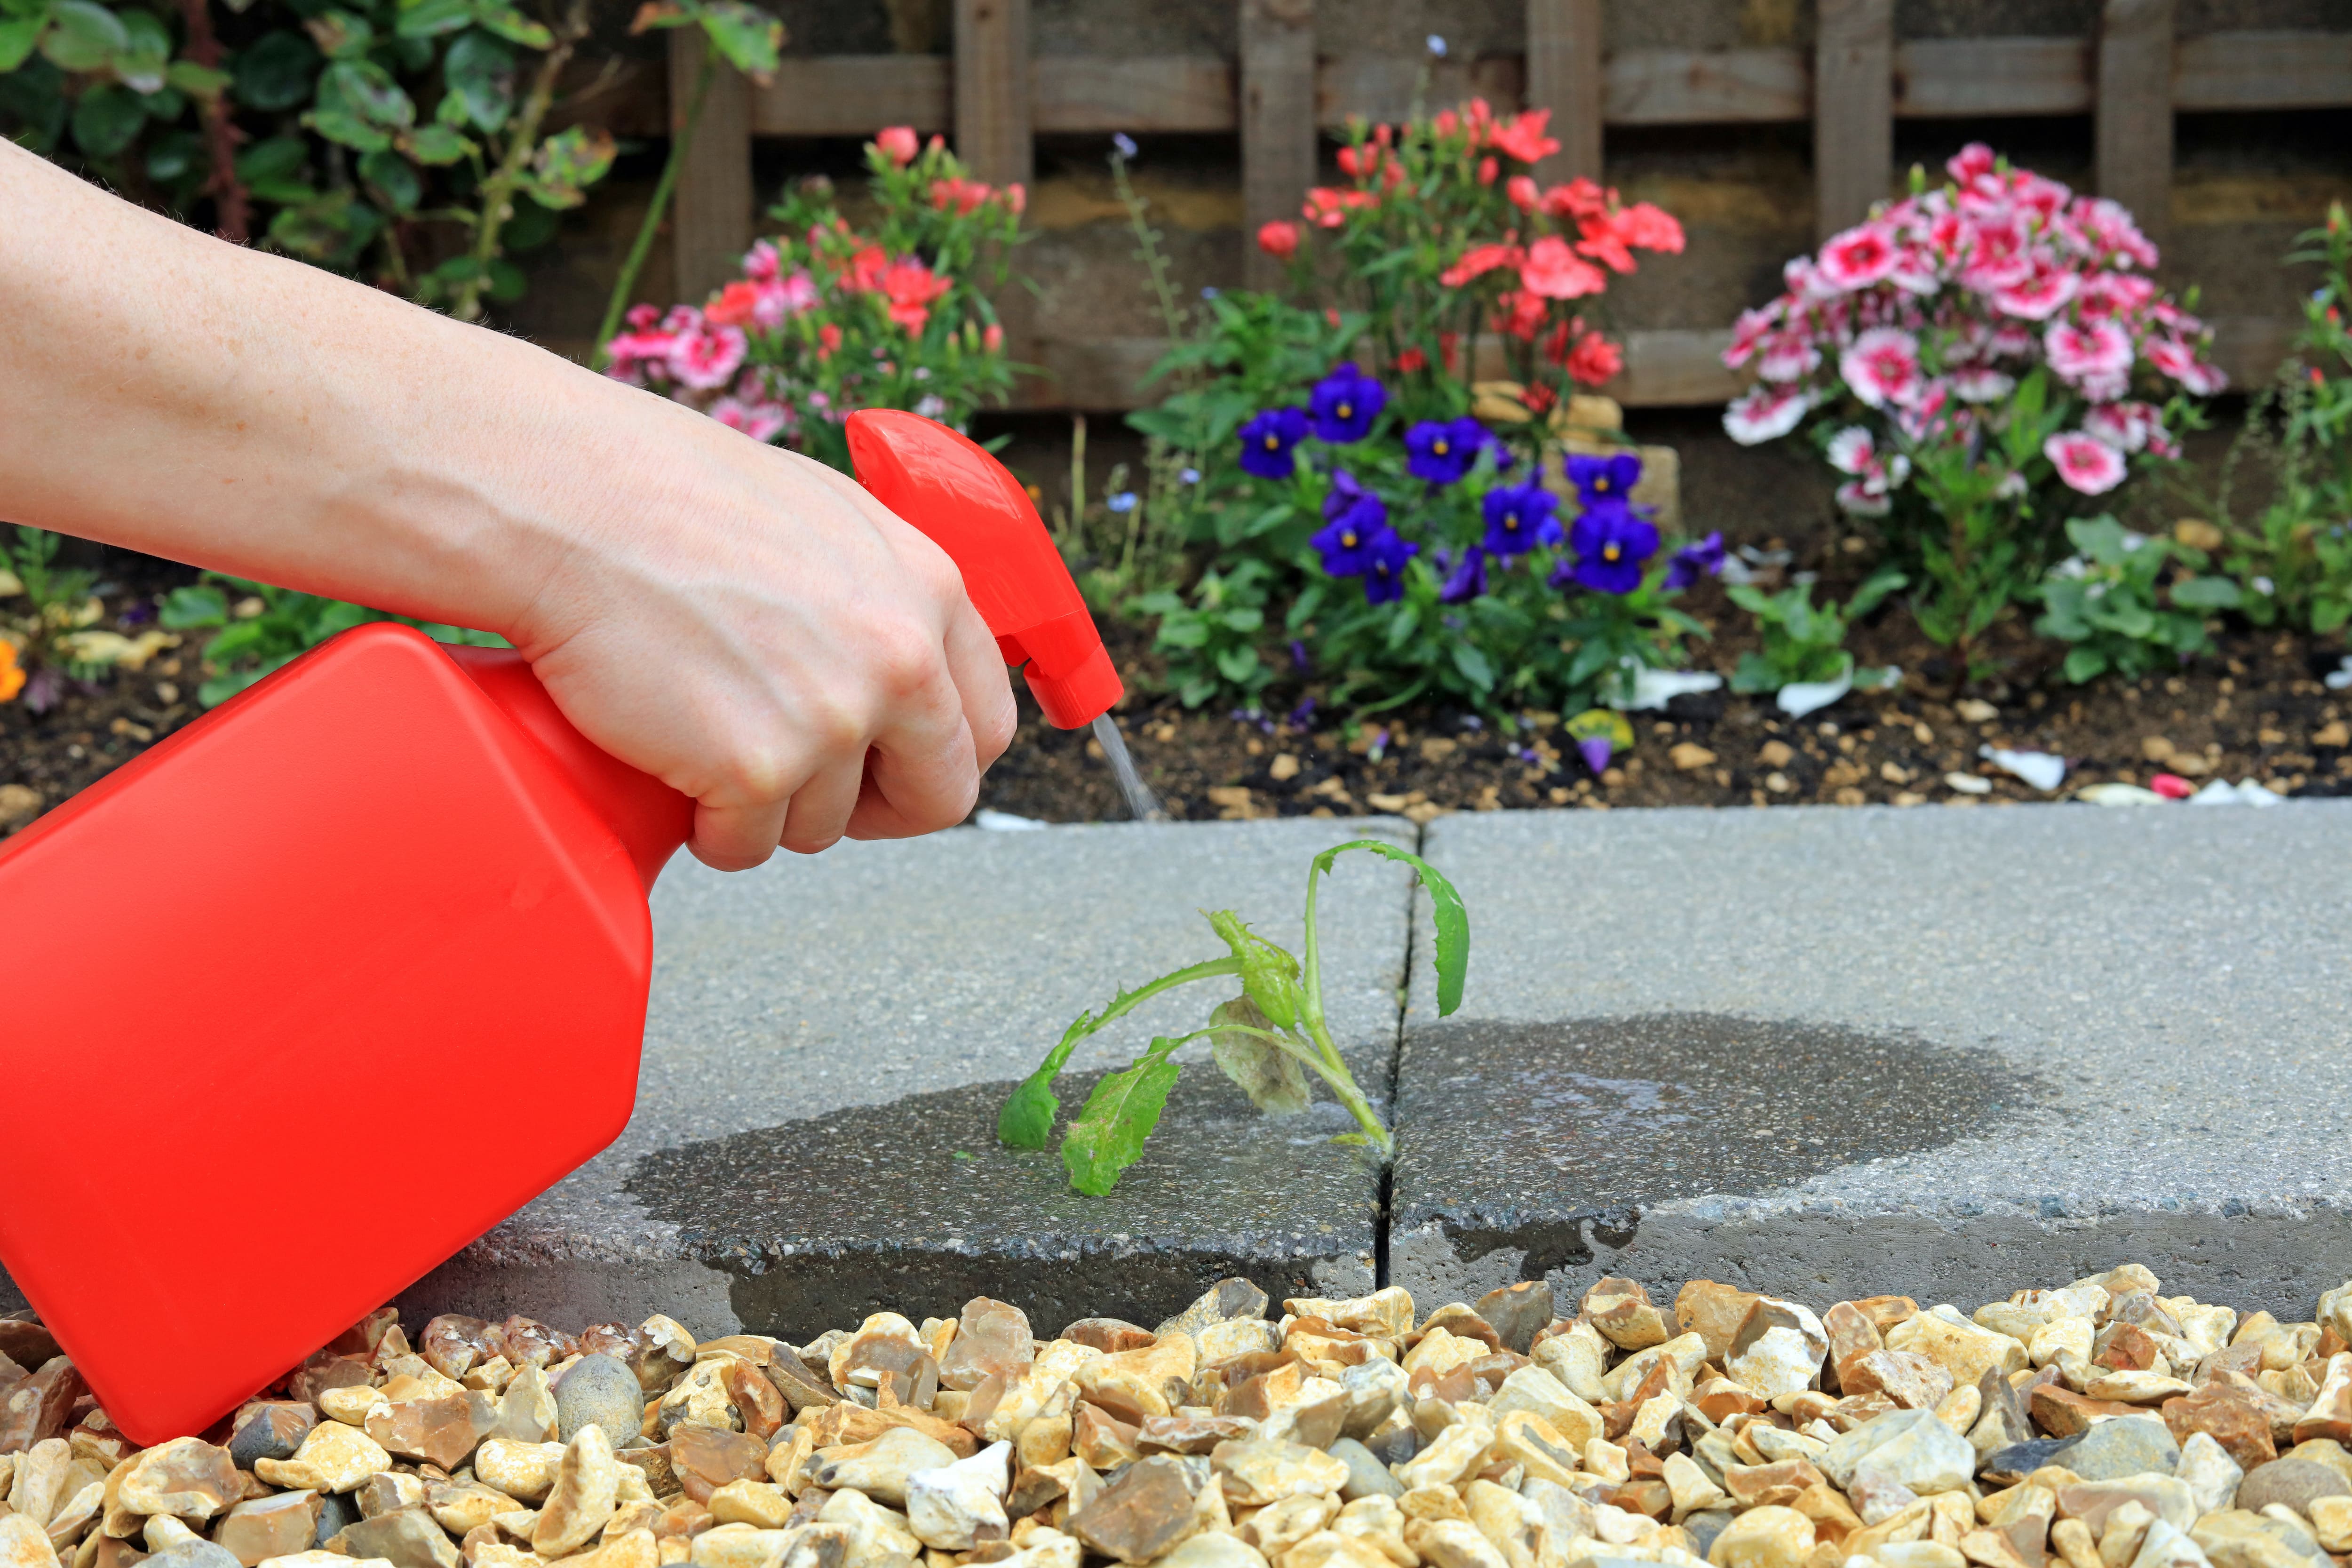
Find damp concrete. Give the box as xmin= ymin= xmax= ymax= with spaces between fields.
xmin=1393 ymin=802 xmax=2352 ymax=1319
xmin=388 ymin=817 xmax=1420 ymax=1341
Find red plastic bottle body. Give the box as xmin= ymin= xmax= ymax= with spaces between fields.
xmin=0 ymin=623 xmax=690 ymax=1444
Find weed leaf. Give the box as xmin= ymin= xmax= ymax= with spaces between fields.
xmin=1207 ymin=995 xmax=1310 ymax=1117
xmin=1061 ymin=1038 xmax=1182 ymax=1195
xmin=997 ymin=955 xmax=1243 ymax=1150
xmin=1206 ymin=910 xmax=1302 ymax=1027
xmin=1312 ymin=838 xmax=1470 ymax=1016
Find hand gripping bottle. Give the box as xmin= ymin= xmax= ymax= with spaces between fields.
xmin=0 ymin=412 xmax=1115 ymax=1442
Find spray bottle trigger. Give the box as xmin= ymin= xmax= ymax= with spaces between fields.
xmin=994 ymin=633 xmax=1029 ymax=668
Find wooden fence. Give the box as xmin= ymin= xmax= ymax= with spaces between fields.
xmin=657 ymin=0 xmax=2352 ymax=411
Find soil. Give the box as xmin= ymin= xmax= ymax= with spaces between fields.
xmin=7 ymin=547 xmax=2349 ymax=841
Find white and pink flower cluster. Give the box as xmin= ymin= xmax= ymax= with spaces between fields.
xmin=1720 ymin=143 xmax=2224 ymax=505
xmin=605 ymin=301 xmax=801 ymax=441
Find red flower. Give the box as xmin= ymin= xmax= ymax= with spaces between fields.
xmin=817 ymin=322 xmax=843 ymax=360
xmin=1506 ymin=175 xmax=1539 ymax=212
xmin=1523 ymin=382 xmax=1557 ymax=414
xmin=1258 ymin=220 xmax=1301 ymax=260
xmin=1433 ymin=109 xmax=1459 ymax=139
xmin=1565 ymin=332 xmax=1624 ymax=386
xmin=879 ymin=258 xmax=951 ymax=332
xmin=930 ymin=177 xmax=994 ymax=215
xmin=983 ymin=322 xmax=1004 ymax=352
xmin=845 ymin=245 xmax=890 ymax=292
xmin=1616 ymin=202 xmax=1685 ymax=253
xmin=1440 ymin=242 xmax=1525 ymax=288
xmin=1005 ymin=182 xmax=1025 ymax=214
xmin=876 ymin=126 xmax=920 ymax=166
xmin=1494 ymin=288 xmax=1548 ymax=341
xmin=1521 ymin=235 xmax=1605 ymax=299
xmin=1396 ymin=346 xmax=1427 ymax=373
xmin=1303 ymin=187 xmax=1374 ymax=227
xmin=1477 ymin=156 xmax=1499 ymax=186
xmin=1337 ymin=143 xmax=1384 ymax=179
xmin=705 ymin=280 xmax=763 ymax=327
xmin=1488 ymin=109 xmax=1561 ymax=165
xmin=1540 ymin=179 xmax=1608 ymax=221
xmin=1576 ymin=215 xmax=1637 ymax=274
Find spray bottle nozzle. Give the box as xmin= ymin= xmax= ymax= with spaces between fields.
xmin=845 ymin=409 xmax=1123 ymax=730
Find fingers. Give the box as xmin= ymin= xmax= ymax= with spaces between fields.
xmin=779 ymin=755 xmax=867 ymax=856
xmin=690 ymin=797 xmax=790 ymax=873
xmin=944 ymin=594 xmax=1019 ymax=772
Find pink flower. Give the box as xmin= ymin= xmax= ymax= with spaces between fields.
xmin=1756 ymin=334 xmax=1820 ymax=383
xmin=1574 ymin=215 xmax=1637 ymax=275
xmin=1563 ymin=331 xmax=1623 ymax=386
xmin=1951 ymin=366 xmax=2017 ymax=403
xmin=1441 ymin=242 xmax=1525 ymax=287
xmin=1520 ymin=236 xmax=1605 ymax=299
xmin=1505 ymin=175 xmax=1539 ymax=212
xmin=982 ymin=322 xmax=1004 ymax=352
xmin=879 ymin=258 xmax=952 ymax=333
xmin=1992 ymin=264 xmax=2079 ymax=320
xmin=1988 ymin=322 xmax=2037 ymax=359
xmin=1947 ymin=142 xmax=1997 ymax=186
xmin=709 ymin=397 xmax=790 ymax=443
xmin=778 ymin=270 xmax=819 ymax=313
xmin=1835 ymin=480 xmax=1893 ymax=517
xmin=742 ymin=240 xmax=781 ymax=281
xmin=2083 ymin=401 xmax=2157 ymax=453
xmin=1615 ymin=202 xmax=1685 ymax=253
xmin=669 ymin=325 xmax=747 ymax=390
xmin=2149 ymin=337 xmax=2225 ymax=394
xmin=876 ymin=126 xmax=920 ymax=166
xmin=1723 ymin=383 xmax=1810 ymax=445
xmin=1839 ymin=326 xmax=1923 ymax=409
xmin=624 ymin=303 xmax=660 ymax=330
xmin=2076 ymin=270 xmax=2156 ymax=320
xmin=1722 ymin=305 xmax=1780 ymax=369
xmin=1487 ymin=108 xmax=1559 ymax=163
xmin=1818 ymin=222 xmax=1900 ymax=289
xmin=2074 ymin=197 xmax=2158 ymax=269
xmin=2044 ymin=431 xmax=2127 ymax=494
xmin=1826 ymin=426 xmax=1878 ymax=476
xmin=2044 ymin=319 xmax=2133 ymax=383
xmin=603 ymin=327 xmax=678 ymax=383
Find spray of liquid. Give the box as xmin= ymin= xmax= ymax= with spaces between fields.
xmin=1090 ymin=713 xmax=1168 ymax=822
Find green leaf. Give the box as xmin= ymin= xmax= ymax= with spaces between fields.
xmin=235 ymin=133 xmax=306 ymax=182
xmin=2171 ymin=575 xmax=2241 ymax=611
xmin=159 ymin=584 xmax=228 ymax=629
xmin=470 ymin=1 xmax=549 ymax=46
xmin=0 ymin=8 xmax=49 ymax=73
xmin=522 ymin=122 xmax=612 ymax=208
xmin=165 ymin=58 xmax=231 ymax=97
xmin=325 ymin=57 xmax=411 ymax=126
xmin=441 ymin=28 xmax=511 ymax=130
xmin=1309 ymin=839 xmax=1469 ymax=1016
xmin=143 ymin=126 xmax=203 ymax=183
xmin=1059 ymin=1037 xmax=1182 ymax=1196
xmin=695 ymin=0 xmax=779 ymax=78
xmin=1207 ymin=995 xmax=1310 ymax=1118
xmin=2063 ymin=645 xmax=2109 ymax=684
xmin=393 ymin=0 xmax=470 ymax=35
xmin=1214 ymin=644 xmax=1260 ymax=685
xmin=1449 ymin=640 xmax=1495 ymax=691
xmin=40 ymin=0 xmax=123 ymax=71
xmin=1206 ymin=910 xmax=1302 ymax=1030
xmin=70 ymin=83 xmax=145 ymax=156
xmin=997 ymin=955 xmax=1242 ymax=1149
xmin=358 ymin=146 xmax=420 ymax=211
xmin=303 ymin=8 xmax=372 ymax=57
xmin=229 ymin=28 xmax=316 ymax=111
xmin=398 ymin=121 xmax=469 ymax=163
xmin=1848 ymin=566 xmax=1908 ymax=620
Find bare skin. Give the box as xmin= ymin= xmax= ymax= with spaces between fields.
xmin=0 ymin=142 xmax=1018 ymax=869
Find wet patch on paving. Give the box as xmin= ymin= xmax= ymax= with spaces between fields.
xmin=625 ymin=1050 xmax=1388 ymax=1339
xmin=1389 ymin=1011 xmax=2053 ymax=1287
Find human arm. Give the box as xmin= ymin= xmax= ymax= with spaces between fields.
xmin=0 ymin=140 xmax=1018 ymax=869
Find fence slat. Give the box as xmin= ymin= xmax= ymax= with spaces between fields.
xmin=2175 ymin=29 xmax=2352 ymax=109
xmin=2098 ymin=0 xmax=2175 ymax=243
xmin=1607 ymin=47 xmax=1806 ymax=124
xmin=1315 ymin=55 xmax=1526 ymax=126
xmin=667 ymin=29 xmax=753 ymax=306
xmin=1814 ymin=0 xmax=1892 ymax=241
xmin=1894 ymin=37 xmax=2091 ymax=117
xmin=954 ymin=0 xmax=1033 ymax=188
xmin=1526 ymin=0 xmax=1602 ymax=183
xmin=751 ymin=56 xmax=952 ymax=135
xmin=1039 ymin=55 xmax=1235 ymax=132
xmin=1241 ymin=0 xmax=1316 ymax=291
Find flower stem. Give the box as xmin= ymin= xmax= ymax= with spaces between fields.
xmin=452 ymin=0 xmax=589 ymax=323
xmin=593 ymin=47 xmax=716 ymax=362
xmin=177 ymin=0 xmax=247 ymax=245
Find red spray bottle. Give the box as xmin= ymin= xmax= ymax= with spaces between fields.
xmin=0 ymin=411 xmax=1117 ymax=1444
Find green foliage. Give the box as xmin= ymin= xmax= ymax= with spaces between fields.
xmin=2205 ymin=204 xmax=2352 ymax=637
xmin=1728 ymin=568 xmax=1904 ymax=695
xmin=2031 ymin=515 xmax=2233 ymax=684
xmin=1130 ymin=558 xmax=1275 ymax=709
xmin=999 ymin=841 xmax=1471 ymax=1194
xmin=159 ymin=573 xmax=503 ymax=706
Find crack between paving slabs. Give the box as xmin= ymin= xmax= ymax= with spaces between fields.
xmin=1370 ymin=818 xmax=1427 ymax=1290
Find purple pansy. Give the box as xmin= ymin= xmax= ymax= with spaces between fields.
xmin=1309 ymin=362 xmax=1386 ymax=444
xmin=1362 ymin=530 xmax=1420 ymax=604
xmin=1480 ymin=482 xmax=1562 ymax=558
xmin=1565 ymin=451 xmax=1643 ymax=508
xmin=1239 ymin=406 xmax=1311 ymax=478
xmin=1563 ymin=502 xmax=1660 ymax=595
xmin=1405 ymin=416 xmax=1491 ymax=485
xmin=1438 ymin=544 xmax=1489 ymax=603
xmin=1664 ymin=530 xmax=1726 ymax=590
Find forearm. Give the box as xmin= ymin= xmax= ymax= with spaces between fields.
xmin=0 ymin=140 xmax=680 ymax=641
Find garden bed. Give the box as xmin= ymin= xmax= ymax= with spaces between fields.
xmin=6 ymin=556 xmax=2349 ymax=841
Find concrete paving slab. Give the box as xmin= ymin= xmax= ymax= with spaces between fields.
xmin=389 ymin=816 xmax=1418 ymax=1342
xmin=1392 ymin=802 xmax=2352 ymax=1318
